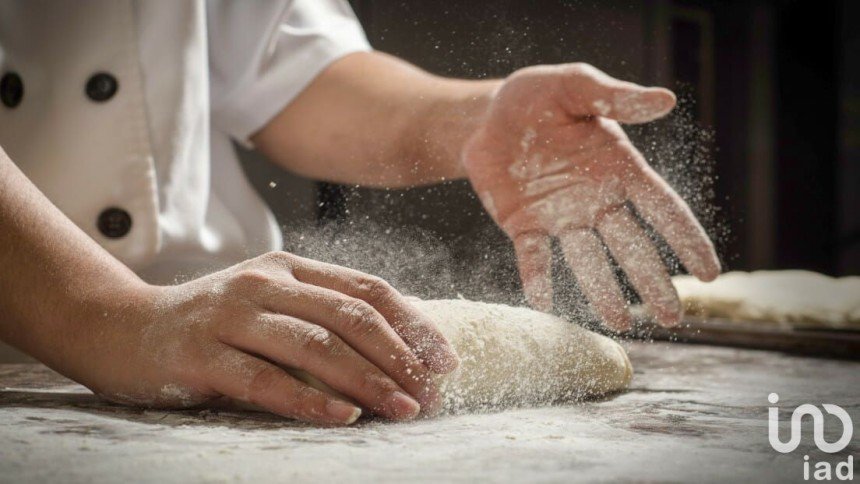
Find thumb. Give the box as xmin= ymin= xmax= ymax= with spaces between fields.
xmin=560 ymin=64 xmax=677 ymax=123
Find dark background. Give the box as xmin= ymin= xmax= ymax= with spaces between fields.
xmin=240 ymin=0 xmax=859 ymax=305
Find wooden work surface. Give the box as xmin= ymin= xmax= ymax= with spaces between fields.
xmin=1 ymin=342 xmax=858 ymax=483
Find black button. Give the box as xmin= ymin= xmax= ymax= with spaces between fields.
xmin=97 ymin=207 xmax=132 ymax=238
xmin=0 ymin=72 xmax=24 ymax=108
xmin=85 ymin=72 xmax=118 ymax=102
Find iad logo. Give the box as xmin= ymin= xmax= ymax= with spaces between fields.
xmin=768 ymin=393 xmax=854 ymax=481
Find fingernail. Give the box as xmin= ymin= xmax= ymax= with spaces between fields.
xmin=327 ymin=400 xmax=362 ymax=424
xmin=604 ymin=306 xmax=631 ymax=332
xmin=424 ymin=342 xmax=459 ymax=374
xmin=616 ymin=345 xmax=634 ymax=385
xmin=386 ymin=391 xmax=421 ymax=419
xmin=652 ymin=293 xmax=682 ymax=325
xmin=656 ymin=308 xmax=682 ymax=328
xmin=419 ymin=386 xmax=444 ymax=416
xmin=436 ymin=349 xmax=460 ymax=373
xmin=615 ymin=89 xmax=673 ymax=123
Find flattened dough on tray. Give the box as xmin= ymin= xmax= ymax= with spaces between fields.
xmin=672 ymin=270 xmax=860 ymax=328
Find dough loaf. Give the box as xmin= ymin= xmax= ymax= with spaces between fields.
xmin=672 ymin=270 xmax=860 ymax=328
xmin=293 ymin=299 xmax=633 ymax=415
xmin=414 ymin=299 xmax=632 ymax=413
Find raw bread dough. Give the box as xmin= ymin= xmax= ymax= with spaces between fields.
xmin=293 ymin=299 xmax=632 ymax=415
xmin=672 ymin=270 xmax=860 ymax=328
xmin=414 ymin=299 xmax=632 ymax=413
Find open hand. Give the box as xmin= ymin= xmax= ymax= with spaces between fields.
xmin=463 ymin=63 xmax=720 ymax=330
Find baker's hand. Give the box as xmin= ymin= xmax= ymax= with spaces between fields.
xmin=86 ymin=252 xmax=457 ymax=425
xmin=463 ymin=63 xmax=720 ymax=330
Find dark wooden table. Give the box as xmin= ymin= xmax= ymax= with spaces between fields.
xmin=1 ymin=342 xmax=858 ymax=483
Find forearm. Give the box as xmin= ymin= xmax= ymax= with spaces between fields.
xmin=252 ymin=51 xmax=500 ymax=188
xmin=0 ymin=147 xmax=150 ymax=376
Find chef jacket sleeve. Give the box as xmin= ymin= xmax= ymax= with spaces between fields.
xmin=207 ymin=0 xmax=371 ymax=147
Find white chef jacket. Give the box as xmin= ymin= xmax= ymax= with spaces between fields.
xmin=0 ymin=0 xmax=370 ymax=284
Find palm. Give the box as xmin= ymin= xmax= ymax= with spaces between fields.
xmin=463 ymin=64 xmax=720 ymax=330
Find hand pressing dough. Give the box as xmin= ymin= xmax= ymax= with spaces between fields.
xmin=672 ymin=270 xmax=860 ymax=328
xmin=414 ymin=299 xmax=632 ymax=413
xmin=293 ymin=299 xmax=632 ymax=415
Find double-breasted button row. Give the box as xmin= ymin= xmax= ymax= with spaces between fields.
xmin=97 ymin=207 xmax=133 ymax=238
xmin=1 ymin=70 xmax=131 ymax=239
xmin=85 ymin=72 xmax=118 ymax=102
xmin=0 ymin=72 xmax=23 ymax=108
xmin=0 ymin=71 xmax=119 ymax=108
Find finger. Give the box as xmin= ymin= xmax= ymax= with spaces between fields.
xmin=598 ymin=207 xmax=682 ymax=327
xmin=222 ymin=315 xmax=423 ymax=420
xmin=208 ymin=347 xmax=362 ymax=425
xmin=557 ymin=227 xmax=631 ymax=331
xmin=251 ymin=277 xmax=441 ymax=412
xmin=289 ymin=256 xmax=459 ymax=373
xmin=513 ymin=231 xmax=553 ymax=311
xmin=627 ymin=166 xmax=721 ymax=281
xmin=559 ymin=64 xmax=676 ymax=123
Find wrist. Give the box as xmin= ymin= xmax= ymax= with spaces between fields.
xmin=450 ymin=80 xmax=501 ymax=177
xmin=23 ymin=272 xmax=159 ymax=387
xmin=400 ymin=78 xmax=500 ymax=183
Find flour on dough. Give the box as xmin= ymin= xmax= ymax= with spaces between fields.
xmin=672 ymin=270 xmax=860 ymax=328
xmin=412 ymin=299 xmax=632 ymax=414
xmin=291 ymin=299 xmax=632 ymax=416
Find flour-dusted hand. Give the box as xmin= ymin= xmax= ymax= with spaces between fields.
xmin=90 ymin=252 xmax=458 ymax=425
xmin=1 ymin=145 xmax=459 ymax=427
xmin=463 ymin=63 xmax=721 ymax=330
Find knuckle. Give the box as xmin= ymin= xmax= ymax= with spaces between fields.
xmin=355 ymin=276 xmax=395 ymax=306
xmin=245 ymin=365 xmax=284 ymax=403
xmin=568 ymin=62 xmax=587 ymax=73
xmin=336 ymin=299 xmax=383 ymax=337
xmin=256 ymin=251 xmax=295 ymax=270
xmin=516 ymin=233 xmax=549 ymax=259
xmin=513 ymin=64 xmax=553 ymax=81
xmin=302 ymin=326 xmax=345 ymax=356
xmin=283 ymin=384 xmax=320 ymax=412
xmin=360 ymin=371 xmax=401 ymax=398
xmin=231 ymin=269 xmax=271 ymax=289
xmin=273 ymin=278 xmax=301 ymax=299
xmin=569 ymin=62 xmax=597 ymax=78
